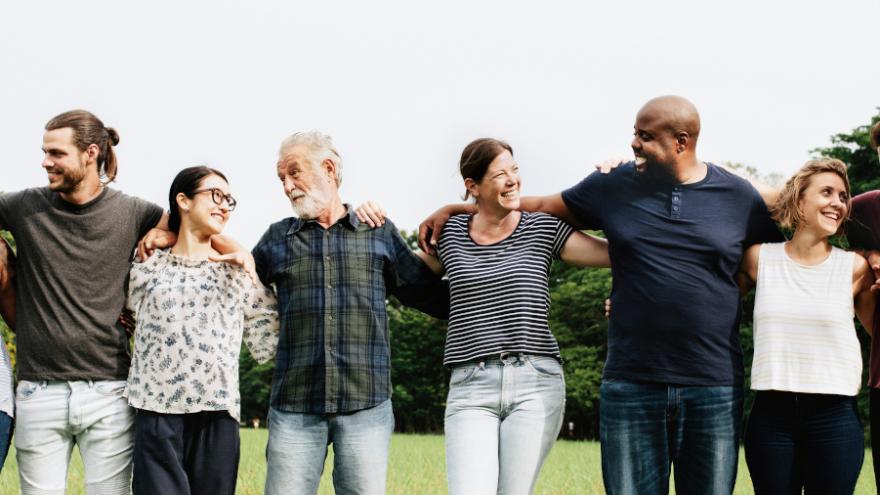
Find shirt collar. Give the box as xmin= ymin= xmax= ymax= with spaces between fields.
xmin=285 ymin=204 xmax=361 ymax=235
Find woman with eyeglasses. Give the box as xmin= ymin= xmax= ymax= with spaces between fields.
xmin=124 ymin=166 xmax=279 ymax=495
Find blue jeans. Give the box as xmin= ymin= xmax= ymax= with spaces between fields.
xmin=444 ymin=354 xmax=566 ymax=495
xmin=264 ymin=399 xmax=394 ymax=495
xmin=0 ymin=412 xmax=12 ymax=473
xmin=599 ymin=379 xmax=742 ymax=495
xmin=745 ymin=391 xmax=863 ymax=494
xmin=15 ymin=380 xmax=134 ymax=495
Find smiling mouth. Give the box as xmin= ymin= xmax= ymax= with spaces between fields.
xmin=501 ymin=190 xmax=518 ymax=199
xmin=821 ymin=211 xmax=840 ymax=223
xmin=634 ymin=156 xmax=647 ymax=166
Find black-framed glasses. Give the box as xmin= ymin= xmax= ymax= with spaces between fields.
xmin=192 ymin=188 xmax=237 ymax=211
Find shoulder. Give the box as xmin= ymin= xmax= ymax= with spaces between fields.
xmin=102 ymin=188 xmax=161 ymax=211
xmin=256 ymin=217 xmax=299 ymax=244
xmin=851 ymin=249 xmax=870 ymax=278
xmin=0 ymin=187 xmax=48 ymax=206
xmin=706 ymin=163 xmax=755 ymax=191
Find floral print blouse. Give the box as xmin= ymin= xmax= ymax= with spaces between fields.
xmin=125 ymin=249 xmax=279 ymax=421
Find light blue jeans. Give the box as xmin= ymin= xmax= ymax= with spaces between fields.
xmin=264 ymin=399 xmax=394 ymax=495
xmin=14 ymin=380 xmax=134 ymax=495
xmin=445 ymin=354 xmax=566 ymax=495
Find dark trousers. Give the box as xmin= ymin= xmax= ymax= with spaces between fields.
xmin=0 ymin=412 xmax=13 ymax=473
xmin=133 ymin=409 xmax=240 ymax=495
xmin=870 ymin=388 xmax=880 ymax=490
xmin=744 ymin=391 xmax=863 ymax=495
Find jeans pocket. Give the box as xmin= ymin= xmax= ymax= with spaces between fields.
xmin=15 ymin=380 xmax=41 ymax=402
xmin=524 ymin=356 xmax=563 ymax=378
xmin=95 ymin=381 xmax=127 ymax=397
xmin=449 ymin=366 xmax=479 ymax=387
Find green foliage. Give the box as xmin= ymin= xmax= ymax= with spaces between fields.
xmin=239 ymin=345 xmax=274 ymax=424
xmin=811 ymin=108 xmax=880 ymax=195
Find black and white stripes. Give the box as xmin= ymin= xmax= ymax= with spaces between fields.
xmin=438 ymin=212 xmax=573 ymax=366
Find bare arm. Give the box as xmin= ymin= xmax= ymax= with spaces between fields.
xmin=414 ymin=249 xmax=444 ymax=275
xmin=737 ymin=244 xmax=761 ymax=295
xmin=559 ymin=231 xmax=610 ymax=268
xmin=0 ymin=239 xmax=14 ymax=329
xmin=854 ymin=254 xmax=875 ymax=336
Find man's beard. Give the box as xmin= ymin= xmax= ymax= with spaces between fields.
xmin=48 ymin=164 xmax=88 ymax=193
xmin=288 ymin=189 xmax=329 ymax=219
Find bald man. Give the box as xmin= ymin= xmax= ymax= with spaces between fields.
xmin=414 ymin=96 xmax=781 ymax=494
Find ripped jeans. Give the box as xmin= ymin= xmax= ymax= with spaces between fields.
xmin=444 ymin=353 xmax=566 ymax=495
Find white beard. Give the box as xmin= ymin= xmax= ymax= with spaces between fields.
xmin=288 ymin=188 xmax=329 ymax=219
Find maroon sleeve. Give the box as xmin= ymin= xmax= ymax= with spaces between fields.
xmin=848 ymin=190 xmax=880 ymax=250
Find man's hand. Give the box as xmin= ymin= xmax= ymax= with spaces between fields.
xmin=595 ymin=157 xmax=629 ymax=174
xmin=137 ymin=228 xmax=177 ymax=261
xmin=868 ymin=250 xmax=880 ymax=292
xmin=604 ymin=298 xmax=611 ymax=319
xmin=209 ymin=252 xmax=258 ymax=284
xmin=354 ymin=201 xmax=387 ymax=228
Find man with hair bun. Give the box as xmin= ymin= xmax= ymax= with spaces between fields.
xmin=843 ymin=119 xmax=880 ymax=489
xmin=0 ymin=110 xmax=167 ymax=494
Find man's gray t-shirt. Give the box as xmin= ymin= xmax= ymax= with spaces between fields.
xmin=0 ymin=187 xmax=163 ymax=381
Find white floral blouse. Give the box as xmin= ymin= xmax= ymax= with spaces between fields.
xmin=125 ymin=249 xmax=279 ymax=421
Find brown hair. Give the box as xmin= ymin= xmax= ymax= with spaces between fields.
xmin=771 ymin=157 xmax=851 ymax=235
xmin=459 ymin=138 xmax=513 ymax=200
xmin=45 ymin=110 xmax=119 ymax=183
xmin=871 ymin=121 xmax=880 ymax=149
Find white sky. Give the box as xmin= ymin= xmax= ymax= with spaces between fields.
xmin=2 ymin=0 xmax=878 ymax=246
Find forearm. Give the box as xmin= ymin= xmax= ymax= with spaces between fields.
xmin=520 ymin=194 xmax=586 ymax=229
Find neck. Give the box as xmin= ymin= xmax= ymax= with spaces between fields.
xmin=171 ymin=226 xmax=215 ymax=260
xmin=786 ymin=228 xmax=832 ymax=264
xmin=60 ymin=175 xmax=103 ymax=205
xmin=667 ymin=155 xmax=706 ymax=184
xmin=313 ymin=195 xmax=348 ymax=229
xmin=471 ymin=203 xmax=520 ymax=240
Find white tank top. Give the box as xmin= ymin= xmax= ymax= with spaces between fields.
xmin=751 ymin=243 xmax=861 ymax=396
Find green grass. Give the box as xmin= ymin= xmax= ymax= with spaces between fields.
xmin=0 ymin=431 xmax=875 ymax=494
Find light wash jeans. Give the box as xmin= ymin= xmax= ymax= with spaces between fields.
xmin=14 ymin=380 xmax=134 ymax=495
xmin=445 ymin=354 xmax=566 ymax=495
xmin=599 ymin=379 xmax=742 ymax=495
xmin=264 ymin=399 xmax=394 ymax=495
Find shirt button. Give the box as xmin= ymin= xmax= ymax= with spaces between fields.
xmin=327 ymin=315 xmax=333 ymax=321
xmin=672 ymin=206 xmax=679 ymax=211
xmin=327 ymin=284 xmax=333 ymax=289
xmin=672 ymin=197 xmax=680 ymax=203
xmin=324 ymin=256 xmax=331 ymax=261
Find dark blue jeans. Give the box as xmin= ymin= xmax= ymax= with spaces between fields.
xmin=0 ymin=412 xmax=12 ymax=472
xmin=745 ymin=391 xmax=863 ymax=495
xmin=599 ymin=379 xmax=742 ymax=495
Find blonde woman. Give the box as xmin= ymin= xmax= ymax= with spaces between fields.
xmin=739 ymin=158 xmax=874 ymax=493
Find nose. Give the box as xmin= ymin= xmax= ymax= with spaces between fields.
xmin=42 ymin=155 xmax=53 ymax=168
xmin=283 ymin=177 xmax=296 ymax=194
xmin=631 ymin=136 xmax=640 ymax=150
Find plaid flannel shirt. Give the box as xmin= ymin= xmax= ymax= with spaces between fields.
xmin=253 ymin=207 xmax=449 ymax=414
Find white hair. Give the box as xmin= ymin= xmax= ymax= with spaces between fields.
xmin=278 ymin=130 xmax=343 ymax=186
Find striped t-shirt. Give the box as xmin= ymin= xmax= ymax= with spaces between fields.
xmin=751 ymin=242 xmax=861 ymax=396
xmin=438 ymin=212 xmax=574 ymax=366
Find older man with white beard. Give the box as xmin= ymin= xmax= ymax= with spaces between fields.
xmin=252 ymin=131 xmax=449 ymax=495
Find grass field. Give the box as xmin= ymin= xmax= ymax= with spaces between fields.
xmin=0 ymin=430 xmax=875 ymax=494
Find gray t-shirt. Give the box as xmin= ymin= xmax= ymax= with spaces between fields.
xmin=0 ymin=187 xmax=164 ymax=381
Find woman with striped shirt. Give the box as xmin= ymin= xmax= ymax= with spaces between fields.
xmin=415 ymin=138 xmax=610 ymax=494
xmin=739 ymin=158 xmax=874 ymax=493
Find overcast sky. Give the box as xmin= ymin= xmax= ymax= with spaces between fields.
xmin=3 ymin=0 xmax=878 ymax=246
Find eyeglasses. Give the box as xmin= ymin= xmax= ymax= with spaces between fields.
xmin=192 ymin=188 xmax=237 ymax=211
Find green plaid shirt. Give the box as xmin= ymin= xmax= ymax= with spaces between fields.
xmin=253 ymin=207 xmax=449 ymax=414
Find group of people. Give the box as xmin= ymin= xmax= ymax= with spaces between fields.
xmin=0 ymin=97 xmax=877 ymax=495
